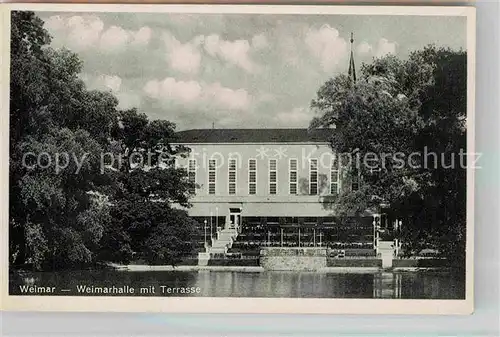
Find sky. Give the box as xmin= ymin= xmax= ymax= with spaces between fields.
xmin=37 ymin=11 xmax=467 ymax=131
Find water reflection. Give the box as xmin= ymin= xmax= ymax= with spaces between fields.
xmin=9 ymin=270 xmax=465 ymax=299
xmin=373 ymin=272 xmax=402 ymax=298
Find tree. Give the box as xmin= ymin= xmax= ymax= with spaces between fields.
xmin=100 ymin=108 xmax=197 ymax=265
xmin=10 ymin=11 xmax=198 ymax=270
xmin=144 ymin=208 xmax=198 ymax=267
xmin=310 ymin=46 xmax=467 ymax=265
xmin=12 ymin=127 xmax=108 ymax=269
xmin=10 ymin=11 xmax=117 ymax=269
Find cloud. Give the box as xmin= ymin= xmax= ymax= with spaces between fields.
xmin=357 ymin=41 xmax=373 ymax=54
xmin=80 ymin=73 xmax=122 ymax=93
xmin=144 ymin=78 xmax=202 ymax=103
xmin=251 ymin=34 xmax=269 ymax=50
xmin=256 ymin=92 xmax=275 ymax=104
xmin=40 ymin=12 xmax=464 ymax=131
xmin=278 ymin=36 xmax=301 ymax=66
xmin=274 ymin=107 xmax=315 ymax=127
xmin=356 ymin=38 xmax=397 ymax=58
xmin=79 ymin=73 xmax=140 ymax=110
xmin=204 ymin=82 xmax=251 ymax=110
xmin=166 ymin=13 xmax=199 ymax=27
xmin=203 ymin=34 xmax=260 ymax=73
xmin=161 ymin=31 xmax=261 ymax=74
xmin=44 ymin=15 xmax=151 ymax=53
xmin=375 ymin=38 xmax=397 ymax=57
xmin=164 ymin=13 xmax=227 ymax=33
xmin=65 ymin=15 xmax=104 ymax=51
xmin=100 ymin=26 xmax=130 ymax=52
xmin=116 ymin=92 xmax=141 ymax=110
xmin=163 ymin=32 xmax=203 ymax=74
xmin=99 ymin=25 xmax=152 ymax=52
xmin=101 ymin=75 xmax=122 ymax=92
xmin=143 ymin=77 xmax=252 ymax=111
xmin=304 ymin=25 xmax=348 ymax=72
xmin=132 ymin=27 xmax=152 ymax=46
xmin=44 ymin=15 xmax=66 ymax=32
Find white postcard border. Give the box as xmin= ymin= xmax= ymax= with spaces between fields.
xmin=0 ymin=3 xmax=475 ymax=315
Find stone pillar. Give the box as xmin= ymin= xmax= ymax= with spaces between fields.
xmin=373 ymin=214 xmax=381 ymax=254
xmin=198 ymin=252 xmax=210 ymax=266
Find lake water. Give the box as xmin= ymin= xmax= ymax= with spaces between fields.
xmin=9 ymin=270 xmax=465 ymax=299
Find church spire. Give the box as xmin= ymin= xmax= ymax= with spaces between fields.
xmin=348 ymin=32 xmax=356 ymax=83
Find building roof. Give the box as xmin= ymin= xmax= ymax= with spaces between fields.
xmin=174 ymin=128 xmax=333 ymax=144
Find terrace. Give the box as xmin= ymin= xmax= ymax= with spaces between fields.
xmin=227 ymin=216 xmax=376 ymax=258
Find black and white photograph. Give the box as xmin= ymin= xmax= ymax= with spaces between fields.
xmin=2 ymin=4 xmax=475 ymax=314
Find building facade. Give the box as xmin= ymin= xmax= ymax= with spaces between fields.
xmin=173 ymin=128 xmax=376 ymax=251
xmin=170 ymin=34 xmax=402 ymax=257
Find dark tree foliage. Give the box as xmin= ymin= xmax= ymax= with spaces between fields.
xmin=311 ymin=46 xmax=467 ymax=266
xmin=10 ymin=11 xmax=196 ymax=270
xmin=98 ymin=108 xmax=197 ymax=264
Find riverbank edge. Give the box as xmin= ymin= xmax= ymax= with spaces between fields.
xmin=108 ymin=263 xmax=450 ymax=273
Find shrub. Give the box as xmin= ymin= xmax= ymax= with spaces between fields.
xmin=327 ymin=258 xmax=381 ymax=267
xmin=208 ymin=258 xmax=260 ymax=267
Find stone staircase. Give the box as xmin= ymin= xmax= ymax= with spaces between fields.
xmin=377 ymin=240 xmax=395 ymax=268
xmin=208 ymin=228 xmax=239 ymax=254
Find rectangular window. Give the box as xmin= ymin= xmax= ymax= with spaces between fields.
xmin=330 ymin=156 xmax=339 ymax=195
xmin=248 ymin=159 xmax=257 ymax=195
xmin=208 ymin=159 xmax=216 ymax=195
xmin=228 ymin=158 xmax=237 ymax=195
xmin=188 ymin=159 xmax=196 ymax=194
xmin=309 ymin=159 xmax=318 ymax=195
xmin=269 ymin=159 xmax=277 ymax=195
xmin=352 ymin=167 xmax=359 ymax=191
xmin=289 ymin=159 xmax=298 ymax=194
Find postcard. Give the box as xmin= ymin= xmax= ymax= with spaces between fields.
xmin=0 ymin=3 xmax=475 ymax=314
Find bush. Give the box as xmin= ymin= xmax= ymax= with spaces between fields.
xmin=328 ymin=249 xmax=376 ymax=257
xmin=178 ymin=258 xmax=198 ymax=266
xmin=208 ymin=258 xmax=260 ymax=267
xmin=392 ymin=258 xmax=449 ymax=268
xmin=327 ymin=258 xmax=381 ymax=267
